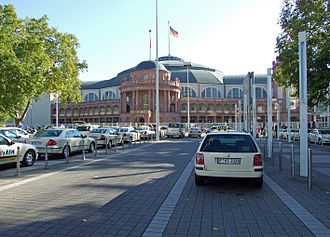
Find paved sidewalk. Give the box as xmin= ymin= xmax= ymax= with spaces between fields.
xmin=262 ymin=140 xmax=330 ymax=236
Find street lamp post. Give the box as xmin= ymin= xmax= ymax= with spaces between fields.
xmin=184 ymin=62 xmax=192 ymax=129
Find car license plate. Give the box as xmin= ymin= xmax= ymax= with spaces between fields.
xmin=216 ymin=158 xmax=241 ymax=165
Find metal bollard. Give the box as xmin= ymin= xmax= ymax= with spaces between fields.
xmin=271 ymin=141 xmax=274 ymax=166
xmin=129 ymin=136 xmax=132 ymax=147
xmin=279 ymin=142 xmax=283 ymax=171
xmin=95 ymin=141 xmax=98 ymax=157
xmin=82 ymin=139 xmax=86 ymax=160
xmin=308 ymin=148 xmax=312 ymax=191
xmin=105 ymin=137 xmax=108 ymax=155
xmin=291 ymin=144 xmax=295 ymax=179
xmin=45 ymin=144 xmax=49 ymax=169
xmin=16 ymin=146 xmax=21 ymax=177
xmin=122 ymin=139 xmax=125 ymax=150
xmin=263 ymin=139 xmax=266 ymax=160
xmin=115 ymin=137 xmax=118 ymax=152
xmin=65 ymin=142 xmax=69 ymax=164
xmin=140 ymin=135 xmax=142 ymax=144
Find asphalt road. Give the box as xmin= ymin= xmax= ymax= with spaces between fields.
xmin=0 ymin=138 xmax=329 ymax=236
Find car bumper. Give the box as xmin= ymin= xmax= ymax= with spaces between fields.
xmin=195 ymin=166 xmax=263 ymax=178
xmin=36 ymin=146 xmax=63 ymax=154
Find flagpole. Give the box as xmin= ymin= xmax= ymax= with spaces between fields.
xmin=168 ymin=21 xmax=170 ymax=56
xmin=155 ymin=0 xmax=160 ymax=141
xmin=149 ymin=29 xmax=152 ymax=60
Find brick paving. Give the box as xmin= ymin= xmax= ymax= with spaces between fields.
xmin=0 ymin=138 xmax=329 ymax=236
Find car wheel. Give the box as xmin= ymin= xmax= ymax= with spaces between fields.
xmin=253 ymin=176 xmax=263 ymax=188
xmin=89 ymin=142 xmax=95 ymax=153
xmin=62 ymin=145 xmax=70 ymax=158
xmin=22 ymin=150 xmax=36 ymax=166
xmin=195 ymin=174 xmax=204 ymax=186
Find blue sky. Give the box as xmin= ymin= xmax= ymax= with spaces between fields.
xmin=2 ymin=0 xmax=283 ymax=81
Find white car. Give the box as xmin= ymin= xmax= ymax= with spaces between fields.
xmin=1 ymin=127 xmax=30 ymax=139
xmin=0 ymin=128 xmax=28 ymax=143
xmin=135 ymin=126 xmax=155 ymax=139
xmin=167 ymin=123 xmax=184 ymax=138
xmin=309 ymin=129 xmax=330 ymax=145
xmin=27 ymin=129 xmax=96 ymax=158
xmin=88 ymin=127 xmax=120 ymax=148
xmin=194 ymin=131 xmax=263 ymax=188
xmin=76 ymin=125 xmax=98 ymax=136
xmin=118 ymin=127 xmax=140 ymax=142
xmin=0 ymin=134 xmax=38 ymax=166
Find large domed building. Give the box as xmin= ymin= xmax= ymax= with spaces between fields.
xmin=51 ymin=56 xmax=297 ymax=125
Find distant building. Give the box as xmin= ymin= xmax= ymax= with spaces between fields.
xmin=49 ymin=56 xmax=298 ymax=126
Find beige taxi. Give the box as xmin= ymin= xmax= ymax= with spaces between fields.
xmin=195 ymin=131 xmax=263 ymax=188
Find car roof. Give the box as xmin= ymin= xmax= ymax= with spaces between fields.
xmin=206 ymin=131 xmax=250 ymax=136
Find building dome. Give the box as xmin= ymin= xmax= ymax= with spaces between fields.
xmin=135 ymin=60 xmax=168 ymax=72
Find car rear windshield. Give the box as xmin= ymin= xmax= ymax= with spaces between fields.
xmin=77 ymin=126 xmax=90 ymax=131
xmin=119 ymin=128 xmax=128 ymax=132
xmin=168 ymin=123 xmax=180 ymax=128
xmin=91 ymin=129 xmax=107 ymax=134
xmin=36 ymin=130 xmax=63 ymax=137
xmin=200 ymin=134 xmax=257 ymax=152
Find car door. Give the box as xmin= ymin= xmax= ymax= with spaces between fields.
xmin=72 ymin=130 xmax=84 ymax=152
xmin=0 ymin=136 xmax=19 ymax=165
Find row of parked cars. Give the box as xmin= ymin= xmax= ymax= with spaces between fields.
xmin=278 ymin=128 xmax=330 ymax=145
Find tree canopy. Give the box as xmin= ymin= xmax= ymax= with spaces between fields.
xmin=274 ymin=0 xmax=329 ymax=108
xmin=0 ymin=5 xmax=87 ymax=125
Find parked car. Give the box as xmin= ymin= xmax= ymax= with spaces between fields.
xmin=27 ymin=129 xmax=96 ymax=158
xmin=0 ymin=134 xmax=38 ymax=166
xmin=2 ymin=127 xmax=30 ymax=139
xmin=118 ymin=127 xmax=140 ymax=142
xmin=76 ymin=125 xmax=98 ymax=136
xmin=188 ymin=127 xmax=202 ymax=138
xmin=194 ymin=131 xmax=263 ymax=188
xmin=0 ymin=128 xmax=28 ymax=143
xmin=135 ymin=126 xmax=155 ymax=139
xmin=88 ymin=127 xmax=120 ymax=148
xmin=309 ymin=129 xmax=330 ymax=145
xmin=167 ymin=123 xmax=184 ymax=138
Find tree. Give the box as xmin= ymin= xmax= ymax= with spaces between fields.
xmin=274 ymin=0 xmax=329 ymax=108
xmin=0 ymin=5 xmax=87 ymax=125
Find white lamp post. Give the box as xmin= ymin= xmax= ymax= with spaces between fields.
xmin=184 ymin=62 xmax=192 ymax=129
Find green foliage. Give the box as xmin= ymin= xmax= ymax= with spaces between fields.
xmin=0 ymin=5 xmax=87 ymax=124
xmin=274 ymin=0 xmax=329 ymax=108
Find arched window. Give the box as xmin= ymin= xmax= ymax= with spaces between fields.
xmin=227 ymin=88 xmax=244 ymax=98
xmin=256 ymin=87 xmax=267 ymax=98
xmin=201 ymin=87 xmax=221 ymax=98
xmin=103 ymin=91 xmax=117 ymax=100
xmin=181 ymin=87 xmax=196 ymax=98
xmin=84 ymin=93 xmax=99 ymax=102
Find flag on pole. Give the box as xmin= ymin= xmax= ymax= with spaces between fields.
xmin=169 ymin=26 xmax=179 ymax=38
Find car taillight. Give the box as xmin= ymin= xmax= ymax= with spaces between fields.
xmin=145 ymin=131 xmax=148 ymax=135
xmin=47 ymin=139 xmax=57 ymax=146
xmin=253 ymin=154 xmax=262 ymax=166
xmin=196 ymin=153 xmax=204 ymax=165
xmin=100 ymin=135 xmax=106 ymax=140
xmin=123 ymin=133 xmax=128 ymax=137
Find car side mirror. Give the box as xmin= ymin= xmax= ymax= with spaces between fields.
xmin=10 ymin=140 xmax=15 ymax=145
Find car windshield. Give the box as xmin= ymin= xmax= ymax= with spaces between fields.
xmin=200 ymin=134 xmax=257 ymax=152
xmin=36 ymin=130 xmax=63 ymax=137
xmin=320 ymin=130 xmax=330 ymax=134
xmin=135 ymin=127 xmax=147 ymax=131
xmin=91 ymin=129 xmax=107 ymax=134
xmin=119 ymin=128 xmax=128 ymax=132
xmin=190 ymin=128 xmax=200 ymax=131
xmin=168 ymin=123 xmax=180 ymax=128
xmin=77 ymin=126 xmax=90 ymax=131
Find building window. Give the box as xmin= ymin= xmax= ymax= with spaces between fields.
xmin=256 ymin=87 xmax=267 ymax=98
xmin=84 ymin=93 xmax=99 ymax=102
xmin=182 ymin=104 xmax=186 ymax=112
xmin=201 ymin=87 xmax=221 ymax=98
xmin=143 ymin=95 xmax=149 ymax=110
xmin=106 ymin=106 xmax=112 ymax=114
xmin=103 ymin=91 xmax=117 ymax=100
xmin=181 ymin=87 xmax=197 ymax=98
xmin=227 ymin=88 xmax=244 ymax=98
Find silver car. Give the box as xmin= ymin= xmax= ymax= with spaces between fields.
xmin=0 ymin=134 xmax=38 ymax=166
xmin=88 ymin=127 xmax=120 ymax=148
xmin=28 ymin=129 xmax=96 ymax=158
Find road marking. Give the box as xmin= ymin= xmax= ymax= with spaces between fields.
xmin=0 ymin=144 xmax=153 ymax=192
xmin=143 ymin=156 xmax=194 ymax=237
xmin=264 ymin=174 xmax=330 ymax=236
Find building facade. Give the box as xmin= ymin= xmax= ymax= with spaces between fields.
xmin=50 ymin=56 xmax=300 ymax=126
